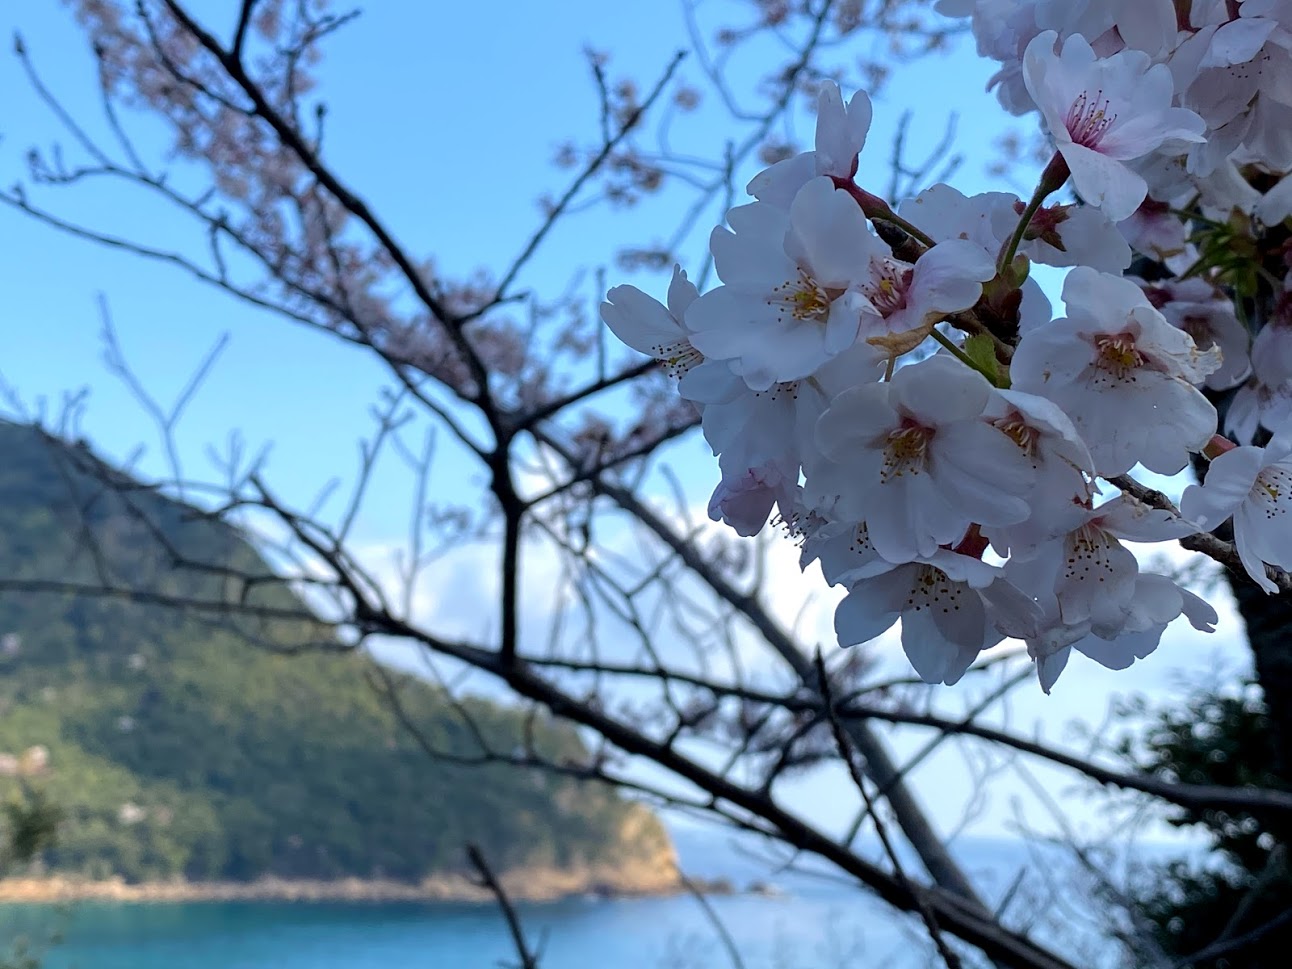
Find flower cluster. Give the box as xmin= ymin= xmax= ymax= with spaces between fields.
xmin=602 ymin=2 xmax=1292 ymax=691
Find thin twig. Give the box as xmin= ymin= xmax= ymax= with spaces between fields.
xmin=677 ymin=870 xmax=747 ymax=969
xmin=466 ymin=843 xmax=541 ymax=969
xmin=815 ymin=652 xmax=964 ymax=969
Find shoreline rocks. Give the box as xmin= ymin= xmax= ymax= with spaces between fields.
xmin=0 ymin=865 xmax=684 ymax=905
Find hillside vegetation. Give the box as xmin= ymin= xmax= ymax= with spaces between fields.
xmin=0 ymin=421 xmax=673 ymax=887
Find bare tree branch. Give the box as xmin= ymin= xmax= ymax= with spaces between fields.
xmin=467 ymin=843 xmax=542 ymax=969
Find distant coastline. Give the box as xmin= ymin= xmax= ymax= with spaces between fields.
xmin=0 ymin=863 xmax=721 ymax=905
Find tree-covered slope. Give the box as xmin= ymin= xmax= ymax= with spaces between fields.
xmin=0 ymin=421 xmax=673 ymax=885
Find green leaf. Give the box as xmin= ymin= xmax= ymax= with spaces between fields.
xmin=963 ymin=333 xmax=1006 ymax=387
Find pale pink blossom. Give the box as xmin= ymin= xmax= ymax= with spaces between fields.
xmin=854 ymin=240 xmax=996 ymax=350
xmin=1032 ymin=573 xmax=1218 ymax=692
xmin=1011 ymin=268 xmax=1221 ymax=475
xmin=688 ymin=177 xmax=880 ymax=389
xmin=810 ymin=354 xmax=1035 ymax=562
xmin=601 ymin=266 xmax=702 ymax=377
xmin=1146 ymin=277 xmax=1251 ymax=390
xmin=1023 ymin=31 xmax=1206 ymax=221
xmin=834 ymin=549 xmax=1039 ymax=685
xmin=748 ymin=82 xmax=873 ymax=210
xmin=1227 ymin=313 xmax=1292 ymax=442
xmin=1182 ymin=428 xmax=1292 ymax=592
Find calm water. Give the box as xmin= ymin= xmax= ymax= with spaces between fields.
xmin=0 ymin=832 xmax=1146 ymax=968
xmin=0 ymin=893 xmax=911 ymax=969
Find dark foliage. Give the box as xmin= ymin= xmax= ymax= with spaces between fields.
xmin=1120 ymin=683 xmax=1292 ymax=968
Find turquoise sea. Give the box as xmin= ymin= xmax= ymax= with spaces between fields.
xmin=0 ymin=831 xmax=1146 ymax=968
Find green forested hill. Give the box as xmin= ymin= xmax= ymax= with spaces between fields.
xmin=0 ymin=421 xmax=672 ymax=885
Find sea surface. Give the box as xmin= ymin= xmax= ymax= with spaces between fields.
xmin=0 ymin=830 xmax=1162 ymax=969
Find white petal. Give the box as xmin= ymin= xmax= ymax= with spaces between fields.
xmin=1179 ymin=445 xmax=1266 ymax=529
xmin=901 ymin=601 xmax=981 ymax=685
xmin=815 ymin=85 xmax=872 ymax=177
xmin=666 ymin=265 xmax=700 ymax=318
xmin=1200 ymin=17 xmax=1278 ymax=70
xmin=601 ymin=285 xmax=686 ymax=356
xmin=1036 ymin=647 xmax=1071 ymax=694
xmin=835 ymin=568 xmax=909 ymax=647
xmin=747 ymin=153 xmax=816 ymax=210
xmin=1074 ymin=626 xmax=1165 ymax=670
xmin=789 ymin=177 xmax=882 ymax=287
xmin=931 ymin=421 xmax=1035 ymax=525
xmin=891 ymin=355 xmax=991 ymax=424
xmin=1061 ymin=143 xmax=1148 ymax=223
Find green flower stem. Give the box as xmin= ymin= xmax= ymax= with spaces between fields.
xmin=997 ymin=151 xmax=1070 ymax=274
xmin=930 ymin=328 xmax=1007 ymax=388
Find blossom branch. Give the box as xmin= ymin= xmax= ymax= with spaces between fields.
xmin=1110 ymin=475 xmax=1292 ymax=594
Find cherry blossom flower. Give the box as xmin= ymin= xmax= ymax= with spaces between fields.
xmin=697 ymin=376 xmax=827 ymax=502
xmin=1145 ymin=277 xmax=1251 ymax=390
xmin=1182 ymin=429 xmax=1292 ymax=592
xmin=944 ymin=0 xmax=1179 ymax=115
xmin=593 ymin=32 xmax=1292 ymax=691
xmin=1023 ymin=31 xmax=1206 ymax=221
xmin=810 ymin=354 xmax=1035 ymax=562
xmin=801 ymin=517 xmax=888 ymax=588
xmin=936 ymin=0 xmax=1045 ymax=114
xmin=687 ymin=177 xmax=881 ymax=389
xmin=1011 ymin=267 xmax=1222 ymax=475
xmin=691 ymin=342 xmax=881 ymax=511
xmin=854 ymin=240 xmax=996 ymax=354
xmin=691 ymin=343 xmax=889 ymax=544
xmin=748 ymin=82 xmax=873 ymax=210
xmin=893 ymin=184 xmax=1053 ymax=334
xmin=898 ymin=184 xmax=1007 ymax=253
xmin=980 ymin=389 xmax=1096 ymax=555
xmin=1258 ymin=172 xmax=1292 ymax=225
xmin=1227 ymin=313 xmax=1292 ymax=443
xmin=1006 ymin=494 xmax=1216 ymax=692
xmin=834 ymin=549 xmax=1039 ymax=685
xmin=1032 ymin=573 xmax=1219 ymax=692
xmin=1229 ymin=379 xmax=1292 ymax=445
xmin=899 ymin=183 xmax=1130 ymax=273
xmin=1171 ymin=3 xmax=1292 ymax=174
xmin=1007 ymin=494 xmax=1196 ymax=639
xmin=1008 ymin=200 xmax=1132 ymax=272
xmin=708 ymin=462 xmax=799 ymax=538
xmin=600 ymin=265 xmax=703 ymax=378
xmin=1118 ymin=198 xmax=1196 ymax=274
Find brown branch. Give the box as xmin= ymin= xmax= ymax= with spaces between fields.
xmin=466 ymin=843 xmax=541 ymax=969
xmin=523 ymin=650 xmax=1292 ymax=819
xmin=677 ymin=870 xmax=747 ymax=969
xmin=263 ymin=511 xmax=1076 ymax=969
xmin=515 ymin=360 xmax=658 ymax=430
xmin=535 ymin=426 xmax=993 ymax=911
xmin=230 ymin=0 xmax=258 ymax=60
xmin=481 ymin=50 xmax=687 ymax=322
xmin=836 ymin=702 xmax=1292 ymax=820
xmin=1109 ymin=474 xmax=1292 ymax=593
xmin=1172 ymin=902 xmax=1292 ymax=968
xmin=156 ymin=1 xmax=494 ymax=409
xmin=816 ymin=653 xmax=964 ymax=969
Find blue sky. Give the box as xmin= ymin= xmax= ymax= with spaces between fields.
xmin=2 ymin=1 xmax=1020 ymax=521
xmin=0 ymin=2 xmax=1252 ymax=847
